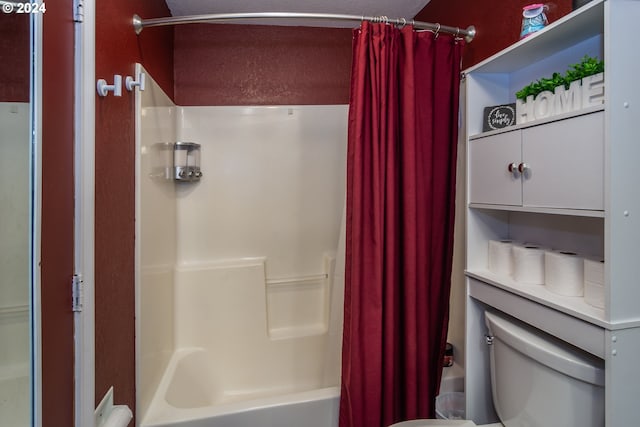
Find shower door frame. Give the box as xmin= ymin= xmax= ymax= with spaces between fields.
xmin=73 ymin=1 xmax=96 ymax=426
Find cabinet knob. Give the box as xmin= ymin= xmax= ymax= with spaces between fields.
xmin=508 ymin=162 xmax=519 ymax=177
xmin=518 ymin=162 xmax=530 ymax=174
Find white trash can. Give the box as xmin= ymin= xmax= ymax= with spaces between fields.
xmin=435 ymin=392 xmax=465 ymax=420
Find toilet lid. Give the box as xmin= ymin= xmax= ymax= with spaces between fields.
xmin=388 ymin=420 xmax=477 ymax=427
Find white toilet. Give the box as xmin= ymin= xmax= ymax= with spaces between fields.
xmin=391 ymin=310 xmax=605 ymax=427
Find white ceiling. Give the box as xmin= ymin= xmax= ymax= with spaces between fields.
xmin=164 ymin=0 xmax=432 ymax=28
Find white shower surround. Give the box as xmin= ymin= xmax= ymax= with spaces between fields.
xmin=174 ymin=104 xmax=348 ymax=277
xmin=136 ymin=67 xmax=348 ymax=425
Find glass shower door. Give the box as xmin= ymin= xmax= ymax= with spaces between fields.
xmin=0 ymin=8 xmax=41 ymax=427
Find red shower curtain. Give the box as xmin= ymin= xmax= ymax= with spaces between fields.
xmin=339 ymin=22 xmax=463 ymax=427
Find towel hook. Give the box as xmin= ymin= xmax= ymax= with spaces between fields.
xmin=96 ymin=75 xmax=122 ymax=97
xmin=125 ymin=72 xmax=146 ymax=92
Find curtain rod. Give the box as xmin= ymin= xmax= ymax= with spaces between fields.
xmin=132 ymin=12 xmax=476 ymax=43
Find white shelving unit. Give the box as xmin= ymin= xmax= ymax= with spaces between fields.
xmin=462 ymin=1 xmax=640 ymax=425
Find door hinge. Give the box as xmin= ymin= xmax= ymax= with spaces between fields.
xmin=72 ymin=274 xmax=83 ymax=312
xmin=73 ymin=0 xmax=84 ymax=23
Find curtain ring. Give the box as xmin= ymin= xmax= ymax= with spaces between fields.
xmin=397 ymin=17 xmax=407 ymax=29
xmin=432 ymin=23 xmax=441 ymax=39
xmin=454 ymin=27 xmax=463 ymax=43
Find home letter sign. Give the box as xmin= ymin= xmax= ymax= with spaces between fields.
xmin=516 ymin=72 xmax=604 ymax=124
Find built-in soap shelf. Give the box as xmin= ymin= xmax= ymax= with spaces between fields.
xmin=266 ymin=273 xmax=329 ymax=340
xmin=266 ymin=253 xmax=335 ymax=340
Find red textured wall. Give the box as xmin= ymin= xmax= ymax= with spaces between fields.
xmin=95 ymin=0 xmax=173 ymax=421
xmin=415 ymin=0 xmax=573 ymax=68
xmin=174 ymin=24 xmax=352 ymax=106
xmin=172 ymin=1 xmax=575 ymax=106
xmin=41 ymin=2 xmax=76 ymax=426
xmin=0 ymin=14 xmax=29 ymax=102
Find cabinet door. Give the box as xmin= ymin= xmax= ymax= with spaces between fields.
xmin=522 ymin=111 xmax=604 ymax=210
xmin=469 ymin=130 xmax=522 ymax=206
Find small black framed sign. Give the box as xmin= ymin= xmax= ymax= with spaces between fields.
xmin=482 ymin=104 xmax=516 ymax=132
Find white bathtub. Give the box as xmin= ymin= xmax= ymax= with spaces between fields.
xmin=141 ymin=351 xmax=463 ymax=427
xmin=141 ymin=348 xmax=340 ymax=427
xmin=137 ymin=256 xmax=460 ymax=427
xmin=140 ymin=258 xmax=343 ymax=427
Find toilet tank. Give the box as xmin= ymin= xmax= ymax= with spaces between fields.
xmin=484 ymin=311 xmax=605 ymax=427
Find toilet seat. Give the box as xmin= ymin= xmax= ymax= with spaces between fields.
xmin=389 ymin=420 xmax=503 ymax=427
xmin=388 ymin=420 xmax=476 ymax=427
